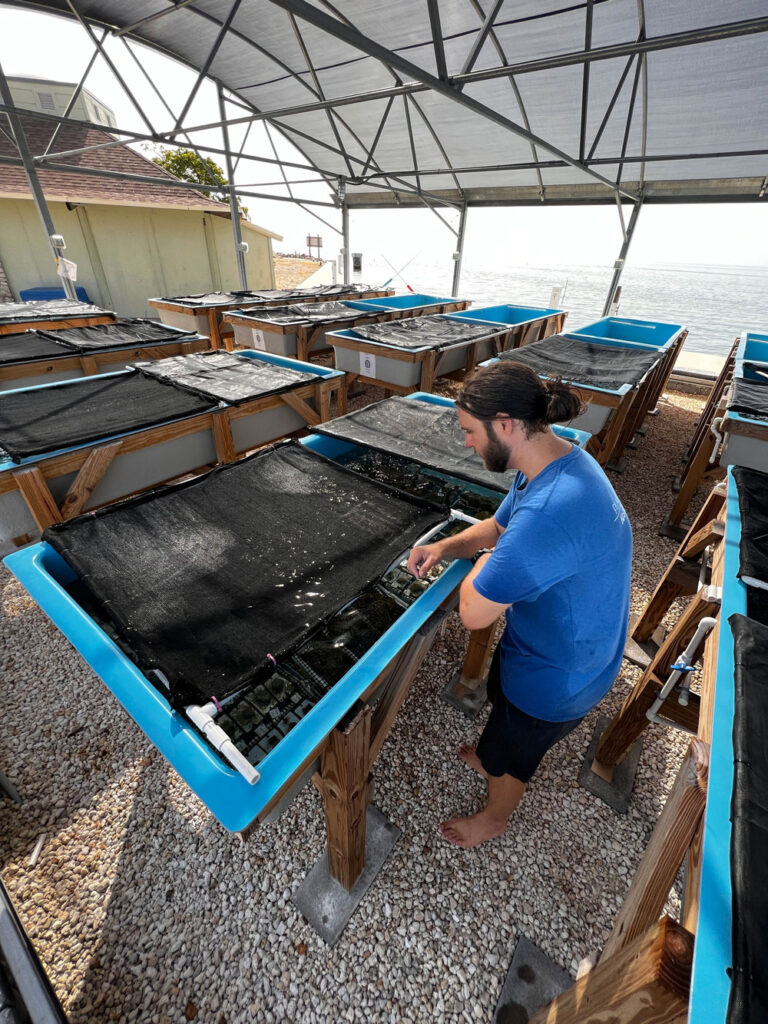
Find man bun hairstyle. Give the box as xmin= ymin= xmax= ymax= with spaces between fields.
xmin=542 ymin=376 xmax=584 ymax=426
xmin=457 ymin=361 xmax=584 ymax=435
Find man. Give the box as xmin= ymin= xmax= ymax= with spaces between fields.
xmin=407 ymin=362 xmax=632 ymax=848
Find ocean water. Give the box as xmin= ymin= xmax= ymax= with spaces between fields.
xmin=359 ymin=256 xmax=768 ymax=358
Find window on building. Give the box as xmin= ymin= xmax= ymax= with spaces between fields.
xmin=38 ymin=92 xmax=56 ymax=110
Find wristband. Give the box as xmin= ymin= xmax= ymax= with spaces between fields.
xmin=471 ymin=548 xmax=492 ymax=565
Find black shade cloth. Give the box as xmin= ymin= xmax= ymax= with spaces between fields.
xmin=162 ymin=286 xmax=378 ymax=307
xmin=728 ymin=613 xmax=768 ymax=1024
xmin=39 ymin=318 xmax=192 ymax=351
xmin=160 ymin=290 xmax=308 ymax=307
xmin=498 ymin=335 xmax=660 ymax=390
xmin=133 ymin=351 xmax=317 ymax=403
xmin=746 ymin=584 xmax=768 ymax=628
xmin=315 ymin=397 xmax=514 ymax=492
xmin=732 ymin=466 xmax=768 ymax=587
xmin=0 ymin=330 xmax=70 ymax=365
xmin=0 ymin=299 xmax=107 ymax=323
xmin=44 ymin=441 xmax=442 ymax=708
xmin=0 ymin=371 xmax=218 ymax=462
xmin=343 ymin=318 xmax=493 ymax=350
xmin=236 ymin=301 xmax=368 ymax=326
xmin=728 ymin=378 xmax=768 ymax=422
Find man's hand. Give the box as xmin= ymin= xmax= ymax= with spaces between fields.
xmin=407 ymin=541 xmax=446 ymax=579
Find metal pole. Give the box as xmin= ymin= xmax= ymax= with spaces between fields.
xmin=452 ymin=203 xmax=468 ymax=296
xmin=602 ymin=201 xmax=642 ymax=316
xmin=218 ymin=85 xmax=248 ymax=290
xmin=0 ymin=64 xmax=78 ymax=299
xmin=341 ymin=197 xmax=350 ymax=284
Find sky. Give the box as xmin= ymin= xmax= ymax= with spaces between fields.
xmin=1 ymin=6 xmax=767 ymax=273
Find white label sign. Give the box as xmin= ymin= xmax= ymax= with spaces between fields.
xmin=360 ymin=351 xmax=376 ymax=377
xmin=57 ymin=257 xmax=78 ymax=281
xmin=251 ymin=328 xmax=266 ymax=351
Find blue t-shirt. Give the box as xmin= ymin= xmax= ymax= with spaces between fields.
xmin=473 ymin=445 xmax=632 ymax=722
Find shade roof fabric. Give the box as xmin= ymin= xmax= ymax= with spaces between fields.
xmin=10 ymin=0 xmax=768 ymax=208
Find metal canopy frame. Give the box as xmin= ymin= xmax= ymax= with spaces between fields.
xmin=2 ymin=1 xmax=767 ymax=301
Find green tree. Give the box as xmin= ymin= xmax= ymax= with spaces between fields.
xmin=152 ymin=148 xmax=248 ymax=217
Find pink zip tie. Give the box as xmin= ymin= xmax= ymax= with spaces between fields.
xmin=266 ymin=653 xmax=277 ymax=667
xmin=211 ymin=695 xmax=222 ymax=713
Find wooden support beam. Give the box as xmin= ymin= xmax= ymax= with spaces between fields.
xmin=601 ymin=740 xmax=709 ymax=961
xmin=281 ymin=390 xmax=321 ymax=427
xmin=595 ymin=590 xmax=720 ymax=772
xmin=666 ymin=410 xmax=722 ymax=529
xmin=318 ymin=380 xmax=332 ymax=423
xmin=59 ymin=440 xmax=123 ymax=519
xmin=12 ymin=467 xmax=63 ymax=531
xmin=367 ymin=619 xmax=440 ymax=768
xmin=634 ymin=483 xmax=726 ymax=642
xmin=211 ymin=411 xmax=236 ymax=464
xmin=207 ymin=308 xmax=222 ymax=349
xmin=313 ymin=706 xmax=372 ymax=891
xmin=456 ymin=622 xmax=497 ymax=694
xmin=529 ymin=916 xmax=693 ymax=1024
xmin=681 ymin=815 xmax=705 ymax=934
xmin=680 ymin=518 xmax=724 ymax=559
xmin=420 ymin=349 xmax=437 ymax=393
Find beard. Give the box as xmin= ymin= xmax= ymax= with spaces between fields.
xmin=481 ymin=429 xmax=510 ymax=473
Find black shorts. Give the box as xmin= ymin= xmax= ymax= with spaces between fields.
xmin=476 ymin=647 xmax=584 ymax=784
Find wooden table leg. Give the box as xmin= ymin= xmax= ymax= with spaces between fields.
xmin=594 ymin=591 xmax=720 ymax=777
xmin=601 ymin=739 xmax=709 ymax=962
xmin=314 ymin=706 xmax=372 ymax=891
xmin=529 ymin=917 xmax=693 ymax=1024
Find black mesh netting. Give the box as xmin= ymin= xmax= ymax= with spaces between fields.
xmin=343 ymin=318 xmax=493 ymax=350
xmin=727 ymin=613 xmax=768 ymax=1024
xmin=498 ymin=335 xmax=660 ymax=390
xmin=43 ymin=441 xmax=442 ymax=708
xmin=39 ymin=318 xmax=193 ymax=351
xmin=316 ymin=397 xmax=514 ymax=492
xmin=0 ymin=299 xmax=106 ymax=323
xmin=161 ymin=290 xmax=307 ymax=306
xmin=732 ymin=467 xmax=768 ymax=586
xmin=0 ymin=331 xmax=70 ymax=365
xmin=747 ymin=585 xmax=768 ymax=628
xmin=133 ymin=351 xmax=317 ymax=403
xmin=163 ymin=285 xmax=377 ymax=307
xmin=235 ymin=301 xmax=369 ymax=325
xmin=728 ymin=378 xmax=768 ymax=421
xmin=0 ymin=371 xmax=218 ymax=462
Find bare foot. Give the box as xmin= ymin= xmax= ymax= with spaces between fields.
xmin=439 ymin=810 xmax=508 ymax=848
xmin=457 ymin=744 xmax=489 ymax=779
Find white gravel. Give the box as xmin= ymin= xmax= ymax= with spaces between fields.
xmin=0 ymin=387 xmax=707 ymax=1024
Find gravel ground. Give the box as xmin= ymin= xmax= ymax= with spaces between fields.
xmin=0 ymin=386 xmax=708 ymax=1024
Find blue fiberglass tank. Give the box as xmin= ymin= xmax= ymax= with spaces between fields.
xmin=0 ymin=350 xmax=344 ymax=548
xmin=718 ymin=330 xmax=768 ymax=473
xmin=224 ymin=293 xmax=467 ymax=357
xmin=2 ymin=393 xmax=588 ymax=833
xmin=328 ymin=302 xmax=566 ymax=390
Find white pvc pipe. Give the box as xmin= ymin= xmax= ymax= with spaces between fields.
xmin=646 ymin=616 xmax=718 ymax=726
xmin=185 ymin=703 xmax=260 ymax=785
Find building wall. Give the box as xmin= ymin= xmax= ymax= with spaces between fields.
xmin=8 ymin=77 xmax=116 ymax=127
xmin=0 ymin=198 xmax=276 ymax=316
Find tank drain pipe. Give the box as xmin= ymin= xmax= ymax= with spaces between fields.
xmin=151 ymin=669 xmax=259 ymax=784
xmin=709 ymin=416 xmax=725 ymax=463
xmin=185 ymin=701 xmax=260 ymax=786
xmin=646 ymin=617 xmax=718 ymax=731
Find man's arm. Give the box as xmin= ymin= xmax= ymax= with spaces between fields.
xmin=406 ymin=516 xmax=503 ymax=580
xmin=459 ymin=554 xmax=510 ymax=630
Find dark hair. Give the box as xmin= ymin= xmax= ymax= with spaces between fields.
xmin=456 ymin=361 xmax=584 ymax=434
